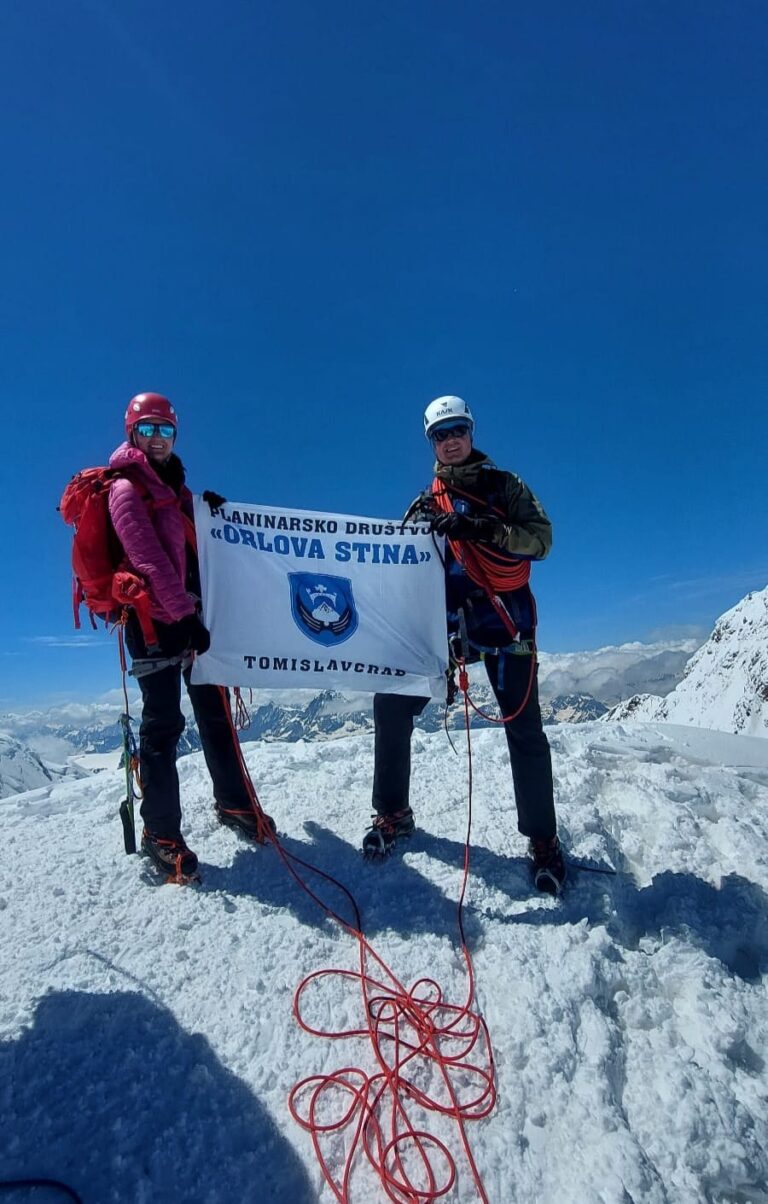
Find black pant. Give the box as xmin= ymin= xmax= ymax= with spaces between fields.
xmin=126 ymin=619 xmax=251 ymax=840
xmin=372 ymin=652 xmax=556 ymax=841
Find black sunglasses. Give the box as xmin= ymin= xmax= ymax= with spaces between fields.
xmin=431 ymin=423 xmax=470 ymax=443
xmin=135 ymin=422 xmax=176 ymax=439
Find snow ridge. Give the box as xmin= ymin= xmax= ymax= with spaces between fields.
xmin=608 ymin=586 xmax=768 ymax=737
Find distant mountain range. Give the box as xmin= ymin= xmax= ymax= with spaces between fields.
xmin=0 ymin=630 xmax=698 ymax=799
xmin=607 ymin=586 xmax=768 ymax=738
xmin=0 ymin=636 xmax=699 ymax=799
xmin=221 ymin=684 xmax=610 ymax=745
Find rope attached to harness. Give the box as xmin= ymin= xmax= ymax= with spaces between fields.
xmin=216 ymin=684 xmax=276 ymax=844
xmin=430 ymin=480 xmax=530 ymax=643
xmin=458 ymin=655 xmax=537 ymax=727
xmin=430 ymin=480 xmax=531 ymax=592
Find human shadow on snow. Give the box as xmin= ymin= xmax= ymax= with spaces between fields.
xmin=200 ymin=822 xmax=485 ymax=946
xmin=201 ymin=826 xmax=768 ymax=982
xmin=0 ymin=990 xmax=315 ymax=1204
xmin=415 ymin=829 xmax=539 ymax=901
xmin=403 ymin=826 xmax=768 ymax=983
xmin=506 ymin=868 xmax=768 ymax=983
xmin=336 ymin=826 xmax=768 ymax=984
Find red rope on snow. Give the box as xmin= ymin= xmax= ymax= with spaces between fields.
xmin=215 ymin=687 xmax=497 ymax=1202
xmin=282 ymin=686 xmax=495 ymax=1203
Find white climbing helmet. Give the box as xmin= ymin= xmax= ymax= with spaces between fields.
xmin=423 ymin=395 xmax=474 ymax=440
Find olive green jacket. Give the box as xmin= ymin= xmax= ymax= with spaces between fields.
xmin=434 ymin=449 xmax=552 ymax=561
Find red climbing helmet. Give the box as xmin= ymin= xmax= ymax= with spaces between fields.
xmin=124 ymin=392 xmax=178 ymax=437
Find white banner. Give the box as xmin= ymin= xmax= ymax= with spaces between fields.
xmin=190 ymin=497 xmax=448 ymax=697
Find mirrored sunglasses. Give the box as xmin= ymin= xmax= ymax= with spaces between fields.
xmin=431 ymin=423 xmax=470 ymax=443
xmin=135 ymin=422 xmax=176 ymax=439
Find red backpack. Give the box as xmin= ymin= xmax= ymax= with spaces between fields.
xmin=59 ymin=467 xmax=158 ymax=647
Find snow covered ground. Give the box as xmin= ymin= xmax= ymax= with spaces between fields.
xmin=68 ymin=750 xmax=123 ymax=774
xmin=1 ymin=719 xmax=767 ymax=1202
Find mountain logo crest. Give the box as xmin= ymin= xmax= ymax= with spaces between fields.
xmin=289 ymin=573 xmax=358 ymax=646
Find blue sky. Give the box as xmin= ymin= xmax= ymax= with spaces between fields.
xmin=1 ymin=0 xmax=766 ymax=705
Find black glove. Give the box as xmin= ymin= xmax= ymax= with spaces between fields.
xmin=430 ymin=512 xmax=497 ymax=542
xmin=202 ymin=490 xmax=226 ymax=515
xmin=159 ymin=614 xmax=211 ymax=657
xmin=185 ymin=614 xmax=211 ymax=654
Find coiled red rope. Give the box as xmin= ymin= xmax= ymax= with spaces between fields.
xmin=219 ymin=686 xmax=496 ymax=1202
xmin=430 ymin=481 xmax=531 ymax=593
xmin=429 ymin=479 xmax=540 ymax=726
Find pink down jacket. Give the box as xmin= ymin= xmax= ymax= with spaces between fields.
xmin=107 ymin=443 xmax=196 ymax=624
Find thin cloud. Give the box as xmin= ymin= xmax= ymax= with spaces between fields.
xmin=26 ymin=636 xmax=102 ymax=649
xmin=621 ymin=570 xmax=768 ymax=609
xmin=665 ymin=572 xmax=768 ymax=600
xmin=646 ymin=623 xmax=707 ymax=642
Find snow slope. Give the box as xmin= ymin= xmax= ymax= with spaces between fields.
xmin=0 ymin=731 xmax=85 ymax=800
xmin=608 ymin=587 xmax=768 ymax=738
xmin=1 ymin=721 xmax=767 ymax=1202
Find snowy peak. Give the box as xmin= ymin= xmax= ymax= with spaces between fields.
xmin=0 ymin=731 xmax=85 ymax=799
xmin=608 ymin=586 xmax=768 ymax=737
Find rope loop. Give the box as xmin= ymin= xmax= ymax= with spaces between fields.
xmin=216 ymin=682 xmax=496 ymax=1202
xmin=458 ymin=653 xmax=537 ymax=726
xmin=232 ymin=686 xmax=251 ymax=731
xmin=288 ymin=898 xmax=496 ymax=1202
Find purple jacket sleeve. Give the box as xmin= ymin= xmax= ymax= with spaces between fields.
xmin=108 ymin=479 xmax=195 ymax=622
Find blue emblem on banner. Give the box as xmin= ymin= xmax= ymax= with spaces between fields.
xmin=289 ymin=573 xmax=358 ymax=646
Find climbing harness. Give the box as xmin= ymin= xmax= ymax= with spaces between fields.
xmin=430 ymin=479 xmax=531 ymax=643
xmin=128 ymin=653 xmax=190 ymax=679
xmin=449 ymin=608 xmax=538 ymax=728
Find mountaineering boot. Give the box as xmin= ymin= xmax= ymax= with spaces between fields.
xmin=362 ymin=807 xmax=415 ymax=859
xmin=530 ymin=835 xmax=566 ymax=896
xmin=215 ymin=803 xmax=276 ymax=843
xmin=141 ymin=829 xmax=199 ymax=882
